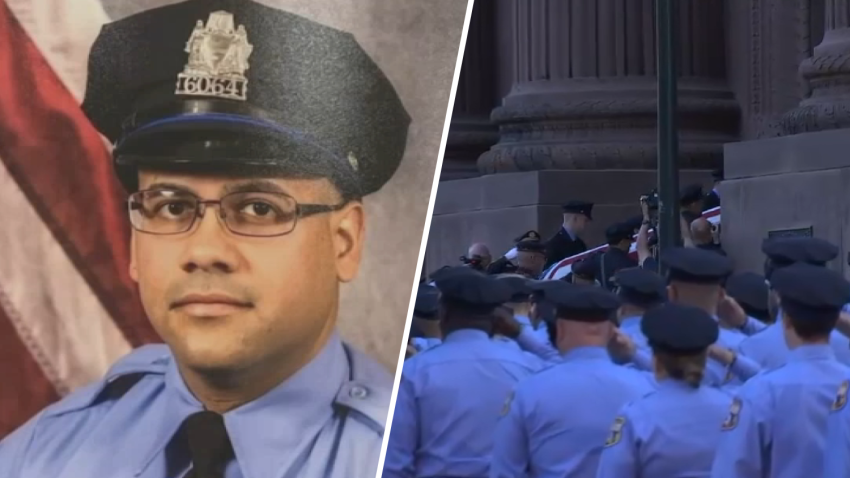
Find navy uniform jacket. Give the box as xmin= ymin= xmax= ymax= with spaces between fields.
xmin=0 ymin=335 xmax=391 ymax=478
xmin=544 ymin=228 xmax=587 ymax=270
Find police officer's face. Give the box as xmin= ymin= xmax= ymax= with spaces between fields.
xmin=129 ymin=171 xmax=365 ymax=373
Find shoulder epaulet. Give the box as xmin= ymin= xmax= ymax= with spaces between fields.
xmin=43 ymin=344 xmax=171 ymax=417
xmin=333 ymin=343 xmax=394 ymax=435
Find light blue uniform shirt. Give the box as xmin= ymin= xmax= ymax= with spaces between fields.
xmin=738 ymin=321 xmax=850 ymax=369
xmin=710 ymin=345 xmax=850 ymax=478
xmin=412 ymin=337 xmax=442 ymax=353
xmin=384 ymin=328 xmax=539 ymax=478
xmin=822 ymin=377 xmax=850 ymax=477
xmin=0 ymin=334 xmax=391 ymax=478
xmin=490 ymin=346 xmax=656 ymax=478
xmin=596 ymin=379 xmax=731 ymax=478
xmin=515 ymin=314 xmax=550 ymax=346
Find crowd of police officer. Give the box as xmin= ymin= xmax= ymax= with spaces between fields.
xmin=387 ymin=236 xmax=850 ymax=478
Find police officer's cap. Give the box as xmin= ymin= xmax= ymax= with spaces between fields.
xmin=571 ymin=255 xmax=598 ymax=280
xmin=83 ymin=0 xmax=410 ymax=197
xmin=516 ymin=240 xmax=546 ymax=254
xmin=762 ymin=237 xmax=838 ymax=267
xmin=562 ymin=200 xmax=594 ymax=220
xmin=615 ymin=267 xmax=666 ymax=306
xmin=413 ymin=284 xmax=439 ymax=320
xmin=514 ymin=230 xmax=541 ymax=243
xmin=679 ymin=184 xmax=704 ymax=206
xmin=605 ymin=222 xmax=635 ymax=245
xmin=770 ymin=263 xmax=850 ymax=321
xmin=434 ymin=271 xmax=512 ymax=313
xmin=724 ymin=272 xmax=769 ymax=318
xmin=641 ymin=303 xmax=719 ymax=354
xmin=543 ymin=283 xmax=621 ymax=323
xmin=495 ymin=275 xmax=533 ymax=303
xmin=661 ymin=247 xmax=732 ymax=284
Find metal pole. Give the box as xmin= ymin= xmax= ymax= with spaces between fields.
xmin=656 ymin=0 xmax=681 ymax=271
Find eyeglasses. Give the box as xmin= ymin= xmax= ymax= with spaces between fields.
xmin=127 ymin=189 xmax=346 ymax=237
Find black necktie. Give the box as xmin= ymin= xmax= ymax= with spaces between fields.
xmin=183 ymin=411 xmax=234 ymax=478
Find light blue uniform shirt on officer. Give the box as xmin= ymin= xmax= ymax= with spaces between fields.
xmin=596 ymin=379 xmax=731 ymax=478
xmin=0 ymin=334 xmax=390 ymax=478
xmin=490 ymin=346 xmax=656 ymax=478
xmin=710 ymin=345 xmax=850 ymax=478
xmin=412 ymin=337 xmax=442 ymax=353
xmin=738 ymin=310 xmax=850 ymax=369
xmin=515 ymin=314 xmax=550 ymax=346
xmin=384 ymin=328 xmax=539 ymax=478
xmin=822 ymin=378 xmax=850 ymax=478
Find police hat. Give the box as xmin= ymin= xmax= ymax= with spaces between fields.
xmin=562 ymin=200 xmax=594 ymax=220
xmin=514 ymin=230 xmax=542 ymax=243
xmin=762 ymin=237 xmax=839 ymax=267
xmin=605 ymin=222 xmax=635 ymax=245
xmin=433 ymin=271 xmax=512 ymax=313
xmin=543 ymin=283 xmax=620 ymax=323
xmin=770 ymin=263 xmax=850 ymax=322
xmin=413 ymin=284 xmax=439 ymax=320
xmin=724 ymin=272 xmax=769 ymax=318
xmin=83 ymin=0 xmax=410 ymax=197
xmin=571 ymin=257 xmax=598 ymax=280
xmin=516 ymin=240 xmax=546 ymax=254
xmin=679 ymin=184 xmax=704 ymax=206
xmin=661 ymin=247 xmax=733 ymax=285
xmin=615 ymin=267 xmax=666 ymax=307
xmin=495 ymin=275 xmax=533 ymax=303
xmin=641 ymin=303 xmax=719 ymax=354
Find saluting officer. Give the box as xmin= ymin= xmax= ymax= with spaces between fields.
xmin=710 ymin=263 xmax=850 ymax=478
xmin=597 ymin=303 xmax=730 ymax=478
xmin=490 ymin=283 xmax=655 ymax=478
xmin=384 ymin=269 xmax=539 ymax=478
xmin=738 ymin=237 xmax=850 ymax=369
xmin=0 ymin=2 xmax=411 ymax=477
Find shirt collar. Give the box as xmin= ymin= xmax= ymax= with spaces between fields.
xmin=562 ymin=226 xmax=577 ymax=241
xmin=561 ymin=346 xmax=609 ymax=362
xmin=137 ymin=334 xmax=349 ymax=478
xmin=788 ymin=344 xmax=835 ymax=362
xmin=657 ymin=378 xmax=699 ymax=393
xmin=444 ymin=329 xmax=490 ymax=343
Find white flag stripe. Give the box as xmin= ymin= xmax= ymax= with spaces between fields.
xmin=0 ymin=159 xmax=132 ymax=392
xmin=5 ymin=0 xmax=109 ymax=101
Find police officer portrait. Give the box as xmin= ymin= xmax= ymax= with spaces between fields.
xmin=0 ymin=0 xmax=468 ymax=477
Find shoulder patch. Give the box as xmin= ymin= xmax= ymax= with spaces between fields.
xmin=721 ymin=397 xmax=742 ymax=431
xmin=604 ymin=416 xmax=626 ymax=447
xmin=500 ymin=390 xmax=515 ymax=417
xmin=833 ymin=380 xmax=849 ymax=411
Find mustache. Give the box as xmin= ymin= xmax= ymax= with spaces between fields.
xmin=166 ymin=280 xmax=256 ymax=307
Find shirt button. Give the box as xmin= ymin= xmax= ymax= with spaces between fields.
xmin=349 ymin=385 xmax=369 ymax=399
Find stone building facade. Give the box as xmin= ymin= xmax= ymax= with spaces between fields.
xmin=428 ymin=0 xmax=850 ymax=275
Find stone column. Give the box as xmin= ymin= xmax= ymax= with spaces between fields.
xmin=782 ymin=0 xmax=850 ymax=134
xmin=442 ymin=0 xmax=499 ymax=180
xmin=479 ymin=0 xmax=739 ymax=173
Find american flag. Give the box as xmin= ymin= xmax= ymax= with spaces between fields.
xmin=0 ymin=0 xmax=163 ymax=438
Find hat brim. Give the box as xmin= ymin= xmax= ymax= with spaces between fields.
xmin=114 ymin=113 xmax=359 ymax=195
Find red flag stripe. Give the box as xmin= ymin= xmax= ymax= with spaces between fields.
xmin=0 ymin=288 xmax=60 ymax=436
xmin=0 ymin=2 xmax=158 ymax=347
